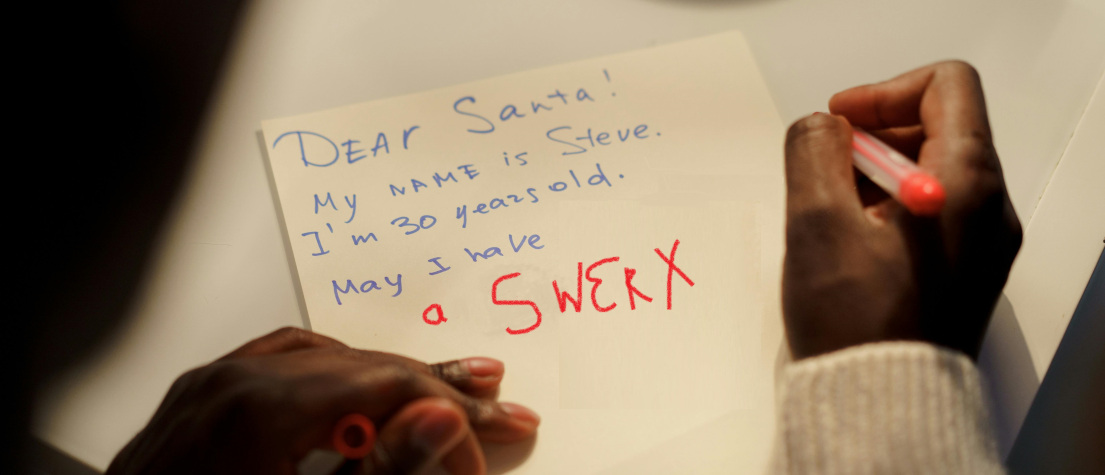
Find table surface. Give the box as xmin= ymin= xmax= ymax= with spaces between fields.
xmin=34 ymin=0 xmax=1105 ymax=471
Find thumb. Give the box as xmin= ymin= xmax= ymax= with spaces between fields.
xmin=784 ymin=112 xmax=862 ymax=217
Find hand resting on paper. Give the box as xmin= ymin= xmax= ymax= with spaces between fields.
xmin=781 ymin=61 xmax=1022 ymax=360
xmin=106 ymin=327 xmax=539 ymax=475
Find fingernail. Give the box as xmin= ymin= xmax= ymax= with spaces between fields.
xmin=463 ymin=357 xmax=504 ymax=379
xmin=500 ymin=402 xmax=540 ymax=425
xmin=411 ymin=410 xmax=464 ymax=453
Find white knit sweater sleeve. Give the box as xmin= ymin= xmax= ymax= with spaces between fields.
xmin=772 ymin=342 xmax=1004 ymax=474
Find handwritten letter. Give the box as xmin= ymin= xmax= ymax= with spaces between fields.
xmin=262 ymin=32 xmax=784 ymax=473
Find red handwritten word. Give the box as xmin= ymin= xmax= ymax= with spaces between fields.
xmin=492 ymin=240 xmax=693 ymax=334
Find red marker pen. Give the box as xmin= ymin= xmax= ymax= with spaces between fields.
xmin=851 ymin=128 xmax=946 ymax=216
xmin=333 ymin=413 xmax=376 ymax=459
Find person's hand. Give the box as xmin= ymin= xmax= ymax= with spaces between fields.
xmin=782 ymin=61 xmax=1022 ymax=360
xmin=106 ymin=327 xmax=539 ymax=475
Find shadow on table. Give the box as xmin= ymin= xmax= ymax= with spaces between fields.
xmin=978 ymin=294 xmax=1040 ymax=457
xmin=1006 ymin=250 xmax=1105 ymax=474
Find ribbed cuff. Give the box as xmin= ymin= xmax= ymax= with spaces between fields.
xmin=772 ymin=342 xmax=1003 ymax=474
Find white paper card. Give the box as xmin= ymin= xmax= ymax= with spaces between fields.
xmin=262 ymin=31 xmax=784 ymax=473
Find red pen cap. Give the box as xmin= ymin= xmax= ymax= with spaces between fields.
xmin=898 ymin=173 xmax=946 ymax=216
xmin=333 ymin=413 xmax=376 ymax=459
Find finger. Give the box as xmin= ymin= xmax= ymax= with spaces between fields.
xmin=479 ymin=402 xmax=540 ymax=443
xmin=319 ymin=350 xmax=505 ymax=401
xmin=339 ymin=352 xmax=503 ymax=399
xmin=829 ymin=68 xmax=927 ymax=129
xmin=867 ymin=124 xmax=925 ymax=159
xmin=310 ymin=396 xmax=533 ymax=460
xmin=784 ymin=112 xmax=862 ymax=216
xmin=369 ymin=398 xmax=480 ymax=475
xmin=829 ymin=61 xmax=990 ymax=134
xmin=431 ymin=395 xmax=537 ymax=444
xmin=219 ymin=326 xmax=348 ymax=360
xmin=441 ymin=431 xmax=486 ymax=475
xmin=429 ymin=357 xmax=504 ymax=399
xmin=368 ymin=378 xmax=539 ymax=445
xmin=828 ymin=61 xmax=996 ymax=177
xmin=285 ymin=350 xmax=538 ymax=449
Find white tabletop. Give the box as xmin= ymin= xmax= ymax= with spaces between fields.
xmin=35 ymin=0 xmax=1105 ymax=470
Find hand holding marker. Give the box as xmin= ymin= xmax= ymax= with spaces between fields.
xmin=851 ymin=127 xmax=946 ymax=215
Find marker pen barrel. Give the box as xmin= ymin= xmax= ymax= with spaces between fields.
xmin=851 ymin=128 xmax=946 ymax=216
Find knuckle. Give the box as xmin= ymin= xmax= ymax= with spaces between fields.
xmin=1002 ymin=202 xmax=1024 ymax=256
xmin=937 ymin=60 xmax=981 ymax=82
xmin=222 ymin=380 xmax=289 ymax=428
xmin=270 ymin=325 xmax=311 ymax=342
xmin=1006 ymin=210 xmax=1023 ymax=242
xmin=197 ymin=360 xmax=254 ymax=393
xmin=963 ymin=176 xmax=1004 ymax=215
xmin=428 ymin=360 xmax=467 ymax=384
xmin=187 ymin=362 xmax=293 ymax=428
xmin=172 ymin=367 xmax=203 ymax=389
xmin=428 ymin=362 xmax=445 ymax=380
xmin=1006 ymin=222 xmax=1024 ymax=256
xmin=949 ymin=134 xmax=998 ymax=172
xmin=377 ymin=365 xmax=422 ymax=397
xmin=785 ymin=114 xmax=851 ymax=176
xmin=786 ymin=114 xmax=846 ymax=152
xmin=460 ymin=398 xmax=493 ymax=425
xmin=958 ymin=178 xmax=1022 ymax=261
xmin=164 ymin=367 xmax=205 ymax=401
xmin=330 ymin=346 xmax=362 ymax=361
